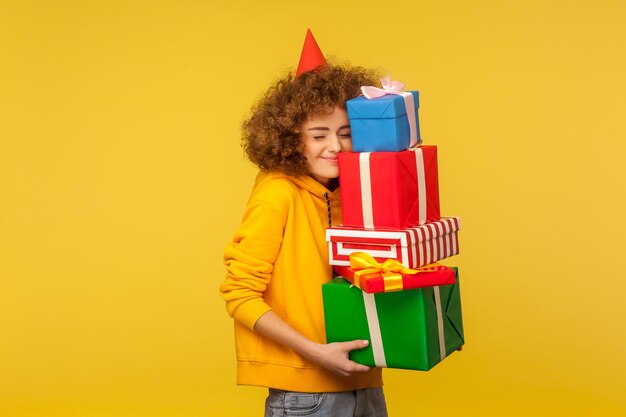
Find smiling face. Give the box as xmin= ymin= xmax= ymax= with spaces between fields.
xmin=300 ymin=107 xmax=352 ymax=187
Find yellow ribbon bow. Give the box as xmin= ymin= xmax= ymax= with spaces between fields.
xmin=349 ymin=252 xmax=443 ymax=292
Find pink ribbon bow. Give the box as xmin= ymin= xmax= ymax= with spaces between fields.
xmin=361 ymin=75 xmax=406 ymax=99
xmin=360 ymin=76 xmax=419 ymax=148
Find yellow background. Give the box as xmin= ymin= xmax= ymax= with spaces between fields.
xmin=2 ymin=0 xmax=625 ymax=416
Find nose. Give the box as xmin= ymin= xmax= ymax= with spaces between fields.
xmin=327 ymin=134 xmax=342 ymax=153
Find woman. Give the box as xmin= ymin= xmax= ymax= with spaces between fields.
xmin=221 ymin=32 xmax=388 ymax=416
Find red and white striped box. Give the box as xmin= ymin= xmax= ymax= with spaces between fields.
xmin=326 ymin=217 xmax=460 ymax=268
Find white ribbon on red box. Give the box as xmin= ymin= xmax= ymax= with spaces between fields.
xmin=358 ymin=146 xmax=427 ymax=229
xmin=410 ymin=147 xmax=427 ymax=225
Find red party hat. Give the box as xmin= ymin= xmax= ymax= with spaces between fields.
xmin=296 ymin=29 xmax=327 ymax=77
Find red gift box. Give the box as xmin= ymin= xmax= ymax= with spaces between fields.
xmin=326 ymin=217 xmax=460 ymax=268
xmin=334 ymin=261 xmax=456 ymax=294
xmin=339 ymin=145 xmax=440 ymax=229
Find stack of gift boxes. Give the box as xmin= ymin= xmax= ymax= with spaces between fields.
xmin=322 ymin=79 xmax=465 ymax=371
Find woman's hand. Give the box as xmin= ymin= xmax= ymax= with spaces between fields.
xmin=306 ymin=340 xmax=372 ymax=377
xmin=254 ymin=310 xmax=372 ymax=377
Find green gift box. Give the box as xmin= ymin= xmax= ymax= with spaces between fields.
xmin=322 ymin=268 xmax=464 ymax=371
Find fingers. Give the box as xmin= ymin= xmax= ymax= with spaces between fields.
xmin=348 ymin=361 xmax=371 ymax=373
xmin=316 ymin=340 xmax=373 ymax=376
xmin=337 ymin=360 xmax=371 ymax=376
xmin=335 ymin=340 xmax=372 ymax=376
xmin=341 ymin=339 xmax=369 ymax=353
xmin=335 ymin=361 xmax=371 ymax=376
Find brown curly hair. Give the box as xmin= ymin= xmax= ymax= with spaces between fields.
xmin=242 ymin=63 xmax=379 ymax=175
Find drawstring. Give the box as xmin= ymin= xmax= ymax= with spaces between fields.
xmin=323 ymin=192 xmax=332 ymax=227
xmin=325 ymin=192 xmax=338 ymax=279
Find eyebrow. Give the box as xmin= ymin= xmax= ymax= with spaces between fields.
xmin=306 ymin=125 xmax=351 ymax=131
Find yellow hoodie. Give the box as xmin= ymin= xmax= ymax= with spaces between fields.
xmin=221 ymin=171 xmax=383 ymax=392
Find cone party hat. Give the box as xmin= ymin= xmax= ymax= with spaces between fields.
xmin=296 ymin=29 xmax=327 ymax=77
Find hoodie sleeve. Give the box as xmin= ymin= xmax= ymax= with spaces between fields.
xmin=220 ymin=198 xmax=287 ymax=330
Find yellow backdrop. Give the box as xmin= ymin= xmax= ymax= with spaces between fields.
xmin=2 ymin=1 xmax=625 ymax=416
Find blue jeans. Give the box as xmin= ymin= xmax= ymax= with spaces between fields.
xmin=264 ymin=387 xmax=388 ymax=417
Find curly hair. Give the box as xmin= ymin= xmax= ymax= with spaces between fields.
xmin=242 ymin=63 xmax=379 ymax=175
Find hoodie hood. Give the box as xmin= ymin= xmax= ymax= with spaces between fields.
xmin=254 ymin=171 xmax=341 ymax=201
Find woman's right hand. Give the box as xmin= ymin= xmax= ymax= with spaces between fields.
xmin=254 ymin=311 xmax=372 ymax=377
xmin=307 ymin=340 xmax=372 ymax=377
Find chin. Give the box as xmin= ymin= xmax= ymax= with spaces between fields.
xmin=326 ymin=169 xmax=339 ymax=178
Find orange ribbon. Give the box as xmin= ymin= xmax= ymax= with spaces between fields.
xmin=349 ymin=252 xmax=445 ymax=292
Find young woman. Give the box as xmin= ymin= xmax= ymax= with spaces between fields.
xmin=221 ymin=33 xmax=388 ymax=416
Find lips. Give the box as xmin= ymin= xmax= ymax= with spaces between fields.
xmin=321 ymin=157 xmax=338 ymax=163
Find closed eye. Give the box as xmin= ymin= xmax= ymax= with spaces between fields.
xmin=338 ymin=129 xmax=352 ymax=138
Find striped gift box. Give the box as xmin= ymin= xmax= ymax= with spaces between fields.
xmin=326 ymin=217 xmax=460 ymax=268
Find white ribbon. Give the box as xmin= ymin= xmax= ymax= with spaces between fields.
xmin=410 ymin=146 xmax=427 ymax=225
xmin=359 ymin=153 xmax=374 ymax=229
xmin=433 ymin=286 xmax=447 ymax=360
xmin=361 ymin=76 xmax=419 ymax=148
xmin=362 ymin=292 xmax=387 ymax=367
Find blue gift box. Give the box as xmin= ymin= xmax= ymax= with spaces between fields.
xmin=347 ymin=91 xmax=421 ymax=152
